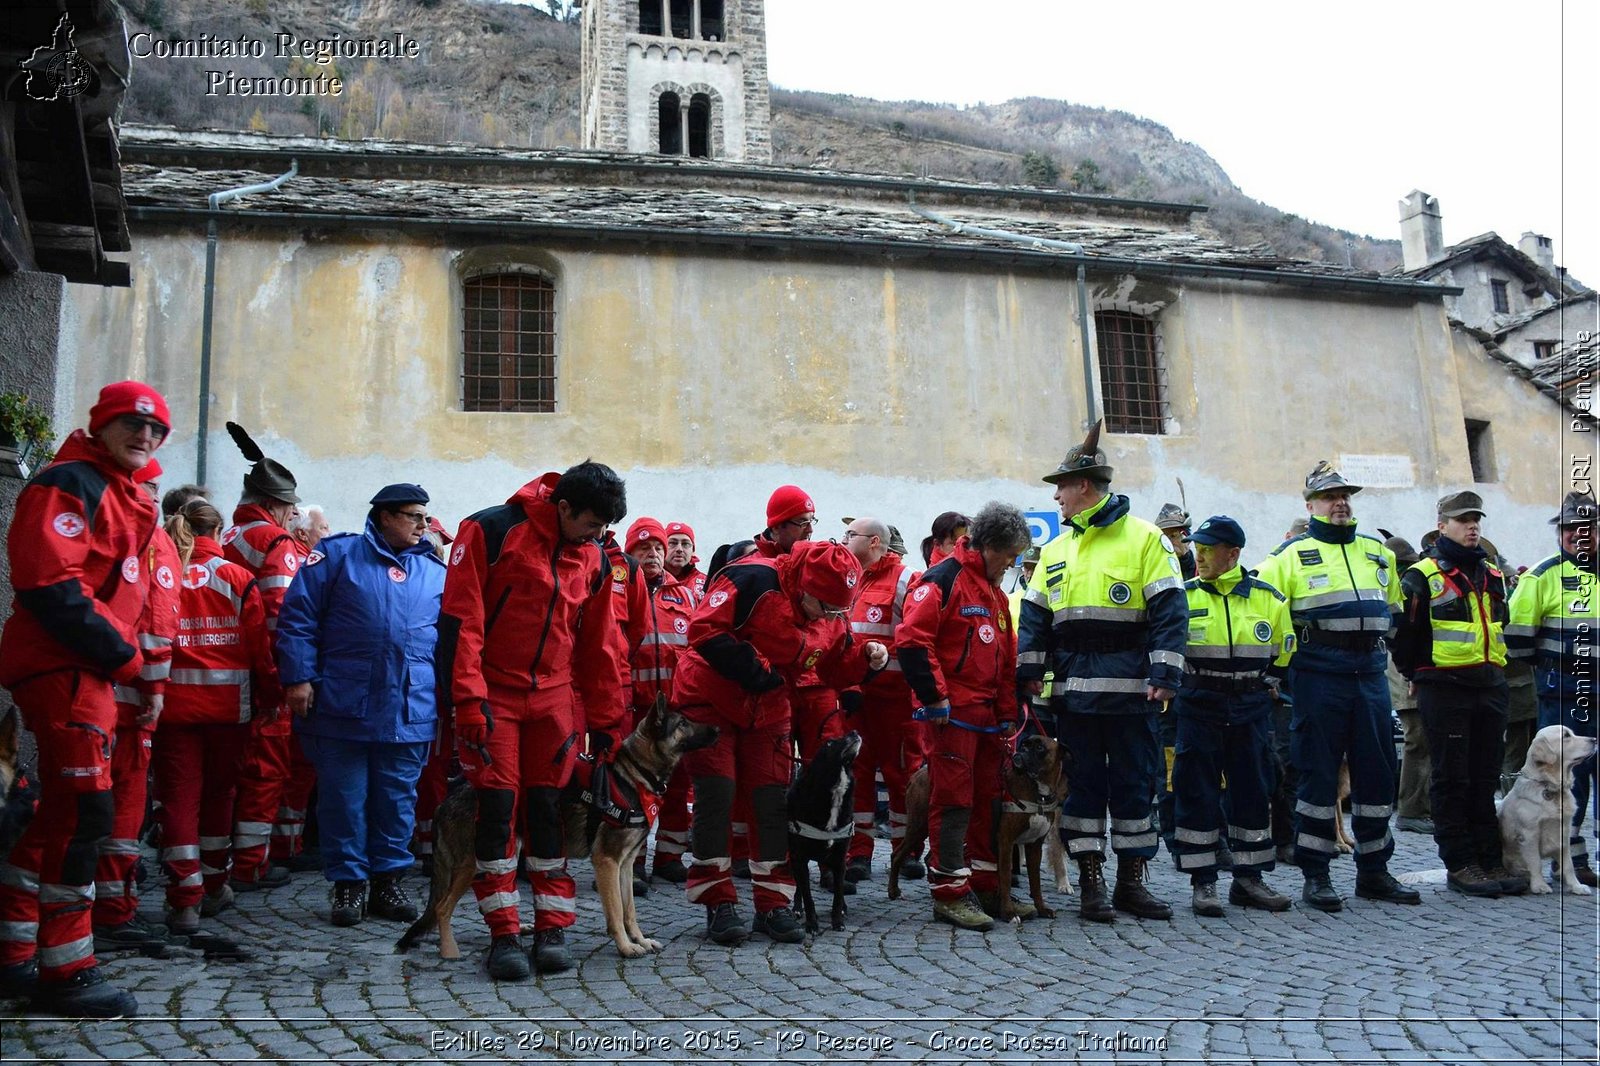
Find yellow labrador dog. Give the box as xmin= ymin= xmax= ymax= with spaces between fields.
xmin=1499 ymin=724 xmax=1599 ymax=895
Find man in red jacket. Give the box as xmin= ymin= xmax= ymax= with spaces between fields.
xmin=841 ymin=516 xmax=926 ymax=883
xmin=0 ymin=381 xmax=171 ymax=1017
xmin=897 ymin=502 xmax=1033 ymax=931
xmin=90 ymin=473 xmax=181 ymax=954
xmin=624 ymin=518 xmax=697 ymax=883
xmin=675 ymin=540 xmax=886 ymax=946
xmin=220 ymin=423 xmax=305 ymax=891
xmin=664 ymin=521 xmax=706 ymax=601
xmin=439 ymin=461 xmax=627 ymax=981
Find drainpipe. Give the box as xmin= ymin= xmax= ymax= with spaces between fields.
xmin=197 ymin=160 xmax=298 ymax=485
xmin=909 ymin=199 xmax=1098 ymax=427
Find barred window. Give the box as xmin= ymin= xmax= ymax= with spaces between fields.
xmin=1094 ymin=309 xmax=1169 ymax=435
xmin=462 ymin=272 xmax=556 ymax=413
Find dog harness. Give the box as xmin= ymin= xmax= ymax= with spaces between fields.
xmin=571 ymin=752 xmax=662 ymax=829
xmin=788 ymin=818 xmax=854 ymax=842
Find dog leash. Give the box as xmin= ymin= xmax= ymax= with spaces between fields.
xmin=912 ymin=710 xmax=1002 ymax=734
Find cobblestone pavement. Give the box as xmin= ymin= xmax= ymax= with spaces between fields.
xmin=0 ymin=827 xmax=1595 ymax=1065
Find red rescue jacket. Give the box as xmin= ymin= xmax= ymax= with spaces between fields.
xmin=0 ymin=431 xmax=158 ymax=688
xmin=896 ymin=540 xmax=1016 ymax=713
xmin=673 ymin=555 xmax=869 ymax=729
xmin=221 ymin=504 xmax=304 ymax=630
xmin=438 ymin=473 xmax=622 ymax=730
xmin=848 ymin=550 xmax=917 ymax=699
xmin=668 ymin=564 xmax=706 ymax=602
xmin=113 ymin=526 xmax=182 ymax=725
xmin=601 ymin=532 xmax=651 ymax=703
xmin=160 ymin=536 xmax=281 ymax=727
xmin=631 ymin=571 xmax=696 ymax=710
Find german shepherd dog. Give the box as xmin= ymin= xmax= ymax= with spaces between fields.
xmin=0 ymin=708 xmax=31 ymax=862
xmin=397 ymin=698 xmax=718 ymax=960
xmin=888 ymin=733 xmax=1069 ymax=921
xmin=788 ymin=731 xmax=862 ymax=934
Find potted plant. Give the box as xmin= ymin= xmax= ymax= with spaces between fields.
xmin=0 ymin=390 xmax=56 ymax=480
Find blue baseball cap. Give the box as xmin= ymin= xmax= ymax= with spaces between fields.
xmin=369 ymin=483 xmax=429 ymax=507
xmin=1185 ymin=515 xmax=1246 ymax=548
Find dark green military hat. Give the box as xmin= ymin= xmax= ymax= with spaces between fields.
xmin=1042 ymin=419 xmax=1113 ymax=484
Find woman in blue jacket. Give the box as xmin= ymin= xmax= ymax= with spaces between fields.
xmin=276 ymin=484 xmax=445 ymax=926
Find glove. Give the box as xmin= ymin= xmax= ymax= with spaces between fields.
xmin=587 ymin=729 xmax=614 ymax=754
xmin=456 ymin=700 xmax=493 ymax=750
xmin=839 ymin=690 xmax=864 ymax=716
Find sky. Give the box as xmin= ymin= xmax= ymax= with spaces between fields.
xmin=760 ymin=0 xmax=1597 ymax=285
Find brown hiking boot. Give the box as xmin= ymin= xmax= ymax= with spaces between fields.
xmin=1112 ymin=856 xmax=1173 ymax=920
xmin=1076 ymin=854 xmax=1115 ymax=923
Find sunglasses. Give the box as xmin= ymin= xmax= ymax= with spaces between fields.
xmin=116 ymin=415 xmax=169 ymax=441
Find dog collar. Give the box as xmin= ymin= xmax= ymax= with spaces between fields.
xmin=788 ymin=819 xmax=854 ymax=842
xmin=1002 ymin=799 xmax=1054 ymax=816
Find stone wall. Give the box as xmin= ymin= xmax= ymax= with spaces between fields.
xmin=583 ymin=0 xmax=771 ymax=162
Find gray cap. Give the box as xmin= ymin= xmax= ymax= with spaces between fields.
xmin=1437 ymin=490 xmax=1486 ymax=519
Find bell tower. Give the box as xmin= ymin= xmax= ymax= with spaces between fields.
xmin=581 ymin=0 xmax=772 ymax=162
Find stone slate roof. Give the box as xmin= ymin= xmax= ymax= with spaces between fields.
xmin=117 ymin=126 xmax=1454 ymax=297
xmin=1458 ymin=323 xmax=1596 ymax=424
xmin=1397 ymin=231 xmax=1588 ymax=298
xmin=1532 ymin=331 xmax=1599 ymax=399
xmin=1489 ymin=292 xmax=1598 ymax=339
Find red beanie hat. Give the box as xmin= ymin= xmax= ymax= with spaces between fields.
xmin=790 ymin=540 xmax=862 ymax=608
xmin=89 ymin=381 xmax=171 ymax=437
xmin=664 ymin=521 xmax=696 ymax=546
xmin=625 ymin=516 xmax=668 ymax=554
xmin=766 ymin=485 xmax=815 ymax=529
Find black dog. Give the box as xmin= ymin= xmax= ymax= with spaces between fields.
xmin=788 ymin=731 xmax=862 ymax=934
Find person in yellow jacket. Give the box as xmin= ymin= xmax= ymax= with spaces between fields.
xmin=1392 ymin=492 xmax=1526 ymax=899
xmin=1017 ymin=421 xmax=1188 ymax=923
xmin=1506 ymin=491 xmax=1600 ymax=887
xmin=1171 ymin=516 xmax=1295 ymax=916
xmin=1255 ymin=461 xmax=1418 ymax=912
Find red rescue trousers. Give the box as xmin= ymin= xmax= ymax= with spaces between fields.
xmin=153 ymin=723 xmax=249 ymax=908
xmin=457 ymin=684 xmax=580 ymax=937
xmin=791 ymin=685 xmax=843 ymax=764
xmin=848 ymin=691 xmax=927 ymax=864
xmin=232 ymin=714 xmax=291 ymax=883
xmin=681 ymin=706 xmax=795 ymax=914
xmin=0 ymin=671 xmax=117 ymax=982
xmin=926 ymin=704 xmax=1004 ymax=902
xmin=412 ymin=715 xmax=454 ymax=865
xmin=91 ymin=710 xmax=153 ymax=927
xmin=270 ymin=733 xmax=316 ymax=863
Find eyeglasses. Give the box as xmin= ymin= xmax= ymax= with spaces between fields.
xmin=116 ymin=415 xmax=168 ymax=441
xmin=393 ymin=509 xmax=429 ymax=525
xmin=843 ymin=531 xmax=876 ymax=542
xmin=783 ymin=516 xmax=817 ymax=531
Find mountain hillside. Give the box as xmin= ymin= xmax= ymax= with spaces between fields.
xmin=117 ymin=0 xmax=1401 ymax=271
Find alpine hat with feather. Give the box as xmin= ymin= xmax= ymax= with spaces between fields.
xmin=1042 ymin=419 xmax=1113 ymax=484
xmin=1302 ymin=459 xmax=1362 ymax=501
xmin=226 ymin=421 xmax=301 ymax=504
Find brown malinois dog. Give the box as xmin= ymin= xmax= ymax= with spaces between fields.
xmin=887 ymin=732 xmax=1069 ymax=921
xmin=396 ymin=696 xmax=718 ymax=960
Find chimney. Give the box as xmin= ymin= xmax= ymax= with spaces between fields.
xmin=1519 ymin=232 xmax=1556 ymax=274
xmin=1399 ymin=190 xmax=1444 ymax=271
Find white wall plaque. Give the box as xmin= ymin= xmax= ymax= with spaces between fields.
xmin=1337 ymin=454 xmax=1415 ymax=488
